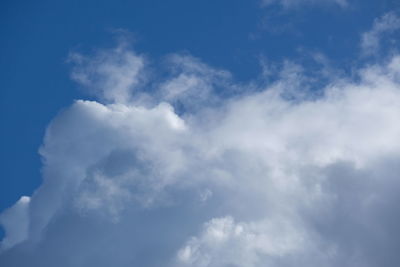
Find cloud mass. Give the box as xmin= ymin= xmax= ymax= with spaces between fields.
xmin=2 ymin=33 xmax=400 ymax=266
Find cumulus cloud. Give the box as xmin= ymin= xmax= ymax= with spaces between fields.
xmin=2 ymin=38 xmax=400 ymax=266
xmin=361 ymin=12 xmax=400 ymax=56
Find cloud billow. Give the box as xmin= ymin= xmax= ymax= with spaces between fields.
xmin=2 ymin=38 xmax=400 ymax=266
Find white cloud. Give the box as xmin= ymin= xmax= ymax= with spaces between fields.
xmin=159 ymin=54 xmax=232 ymax=112
xmin=361 ymin=12 xmax=400 ymax=56
xmin=177 ymin=216 xmax=309 ymax=267
xmin=69 ymin=42 xmax=146 ymax=104
xmin=0 ymin=196 xmax=30 ymax=251
xmin=2 ymin=42 xmax=400 ymax=266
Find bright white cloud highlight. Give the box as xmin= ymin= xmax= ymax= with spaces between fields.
xmin=177 ymin=216 xmax=308 ymax=267
xmin=2 ymin=39 xmax=400 ymax=266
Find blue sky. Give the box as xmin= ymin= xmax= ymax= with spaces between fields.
xmin=1 ymin=0 xmax=400 ymax=266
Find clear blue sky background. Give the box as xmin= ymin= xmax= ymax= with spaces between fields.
xmin=0 ymin=0 xmax=398 ymax=215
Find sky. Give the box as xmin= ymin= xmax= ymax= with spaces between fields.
xmin=1 ymin=0 xmax=400 ymax=266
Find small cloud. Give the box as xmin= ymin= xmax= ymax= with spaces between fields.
xmin=261 ymin=0 xmax=348 ymax=9
xmin=68 ymin=42 xmax=146 ymax=104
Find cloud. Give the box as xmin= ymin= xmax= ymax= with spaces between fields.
xmin=159 ymin=54 xmax=233 ymax=112
xmin=0 ymin=196 xmax=30 ymax=251
xmin=2 ymin=40 xmax=400 ymax=266
xmin=177 ymin=216 xmax=309 ymax=267
xmin=261 ymin=0 xmax=348 ymax=9
xmin=361 ymin=12 xmax=400 ymax=56
xmin=68 ymin=42 xmax=146 ymax=104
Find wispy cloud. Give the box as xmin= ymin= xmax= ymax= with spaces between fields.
xmin=262 ymin=0 xmax=348 ymax=9
xmin=361 ymin=12 xmax=400 ymax=56
xmin=68 ymin=42 xmax=146 ymax=104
